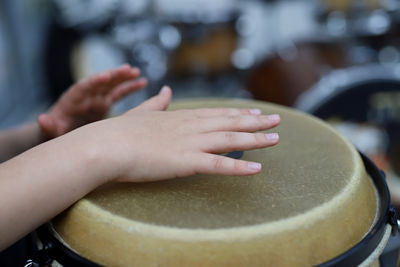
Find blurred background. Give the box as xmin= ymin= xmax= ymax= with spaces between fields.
xmin=2 ymin=0 xmax=400 ymax=208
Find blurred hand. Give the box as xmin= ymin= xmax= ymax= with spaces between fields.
xmin=38 ymin=64 xmax=147 ymax=138
xmin=81 ymin=86 xmax=281 ymax=183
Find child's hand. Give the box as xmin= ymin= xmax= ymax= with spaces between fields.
xmin=0 ymin=86 xmax=280 ymax=248
xmin=79 ymin=86 xmax=281 ymax=183
xmin=38 ymin=64 xmax=147 ymax=138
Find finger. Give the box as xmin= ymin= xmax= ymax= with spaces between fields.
xmin=92 ymin=64 xmax=135 ymax=89
xmin=75 ymin=65 xmax=139 ymax=96
xmin=182 ymin=107 xmax=262 ymax=118
xmin=37 ymin=114 xmax=58 ymax=138
xmin=89 ymin=95 xmax=112 ymax=114
xmin=104 ymin=65 xmax=141 ymax=93
xmin=194 ymin=154 xmax=262 ymax=176
xmin=68 ymin=72 xmax=113 ymax=101
xmin=110 ymin=78 xmax=148 ymax=102
xmin=133 ymin=86 xmax=172 ymax=112
xmin=196 ymin=114 xmax=280 ymax=133
xmin=109 ymin=64 xmax=138 ymax=81
xmin=109 ymin=64 xmax=133 ymax=78
xmin=199 ymin=132 xmax=279 ymax=153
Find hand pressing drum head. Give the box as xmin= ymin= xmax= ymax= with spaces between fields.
xmin=80 ymin=86 xmax=281 ymax=183
xmin=0 ymin=85 xmax=280 ymax=250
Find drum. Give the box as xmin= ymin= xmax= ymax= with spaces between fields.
xmin=155 ymin=0 xmax=240 ymax=77
xmin=28 ymin=99 xmax=397 ymax=266
xmin=246 ymin=41 xmax=349 ymax=106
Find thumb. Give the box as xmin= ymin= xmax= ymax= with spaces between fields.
xmin=133 ymin=86 xmax=172 ymax=112
xmin=37 ymin=113 xmax=58 ymax=139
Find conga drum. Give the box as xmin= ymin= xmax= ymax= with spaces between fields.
xmin=29 ymin=99 xmax=397 ymax=266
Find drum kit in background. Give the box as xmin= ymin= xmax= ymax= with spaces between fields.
xmin=32 ymin=0 xmax=400 ymax=265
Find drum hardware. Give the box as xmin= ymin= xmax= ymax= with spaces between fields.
xmin=24 ymin=152 xmax=399 ymax=267
xmin=25 ymin=225 xmax=102 ymax=267
xmin=225 ymin=151 xmax=244 ymax=159
xmin=23 ymin=242 xmax=53 ymax=267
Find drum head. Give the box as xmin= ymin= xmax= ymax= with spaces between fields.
xmin=53 ymin=99 xmax=378 ymax=266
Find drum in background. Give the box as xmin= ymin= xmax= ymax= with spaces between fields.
xmin=246 ymin=40 xmax=349 ymax=106
xmin=155 ymin=0 xmax=240 ymax=77
xmin=295 ymin=65 xmax=400 ymax=209
xmin=165 ymin=23 xmax=237 ymax=77
xmin=27 ymin=99 xmax=397 ymax=266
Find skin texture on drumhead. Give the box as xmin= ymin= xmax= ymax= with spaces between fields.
xmin=54 ymin=99 xmax=378 ymax=266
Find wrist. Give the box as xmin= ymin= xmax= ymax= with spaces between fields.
xmin=62 ymin=122 xmax=117 ymax=186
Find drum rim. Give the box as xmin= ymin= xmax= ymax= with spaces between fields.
xmin=35 ymin=152 xmax=394 ymax=267
xmin=36 ymin=224 xmax=102 ymax=267
xmin=317 ymin=153 xmax=393 ymax=267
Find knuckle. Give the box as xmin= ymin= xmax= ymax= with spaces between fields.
xmin=224 ymin=132 xmax=236 ymax=143
xmin=212 ymin=156 xmax=225 ymax=170
xmin=233 ymin=160 xmax=244 ymax=172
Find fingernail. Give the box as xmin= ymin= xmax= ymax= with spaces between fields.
xmin=268 ymin=114 xmax=280 ymax=122
xmin=159 ymin=86 xmax=170 ymax=96
xmin=249 ymin=109 xmax=261 ymax=115
xmin=266 ymin=133 xmax=279 ymax=141
xmin=248 ymin=162 xmax=262 ymax=171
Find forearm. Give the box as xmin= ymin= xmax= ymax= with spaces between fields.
xmin=0 ymin=122 xmax=47 ymax=163
xmin=0 ymin=129 xmax=107 ymax=250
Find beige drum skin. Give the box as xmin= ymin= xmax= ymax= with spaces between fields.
xmin=53 ymin=99 xmax=378 ymax=266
